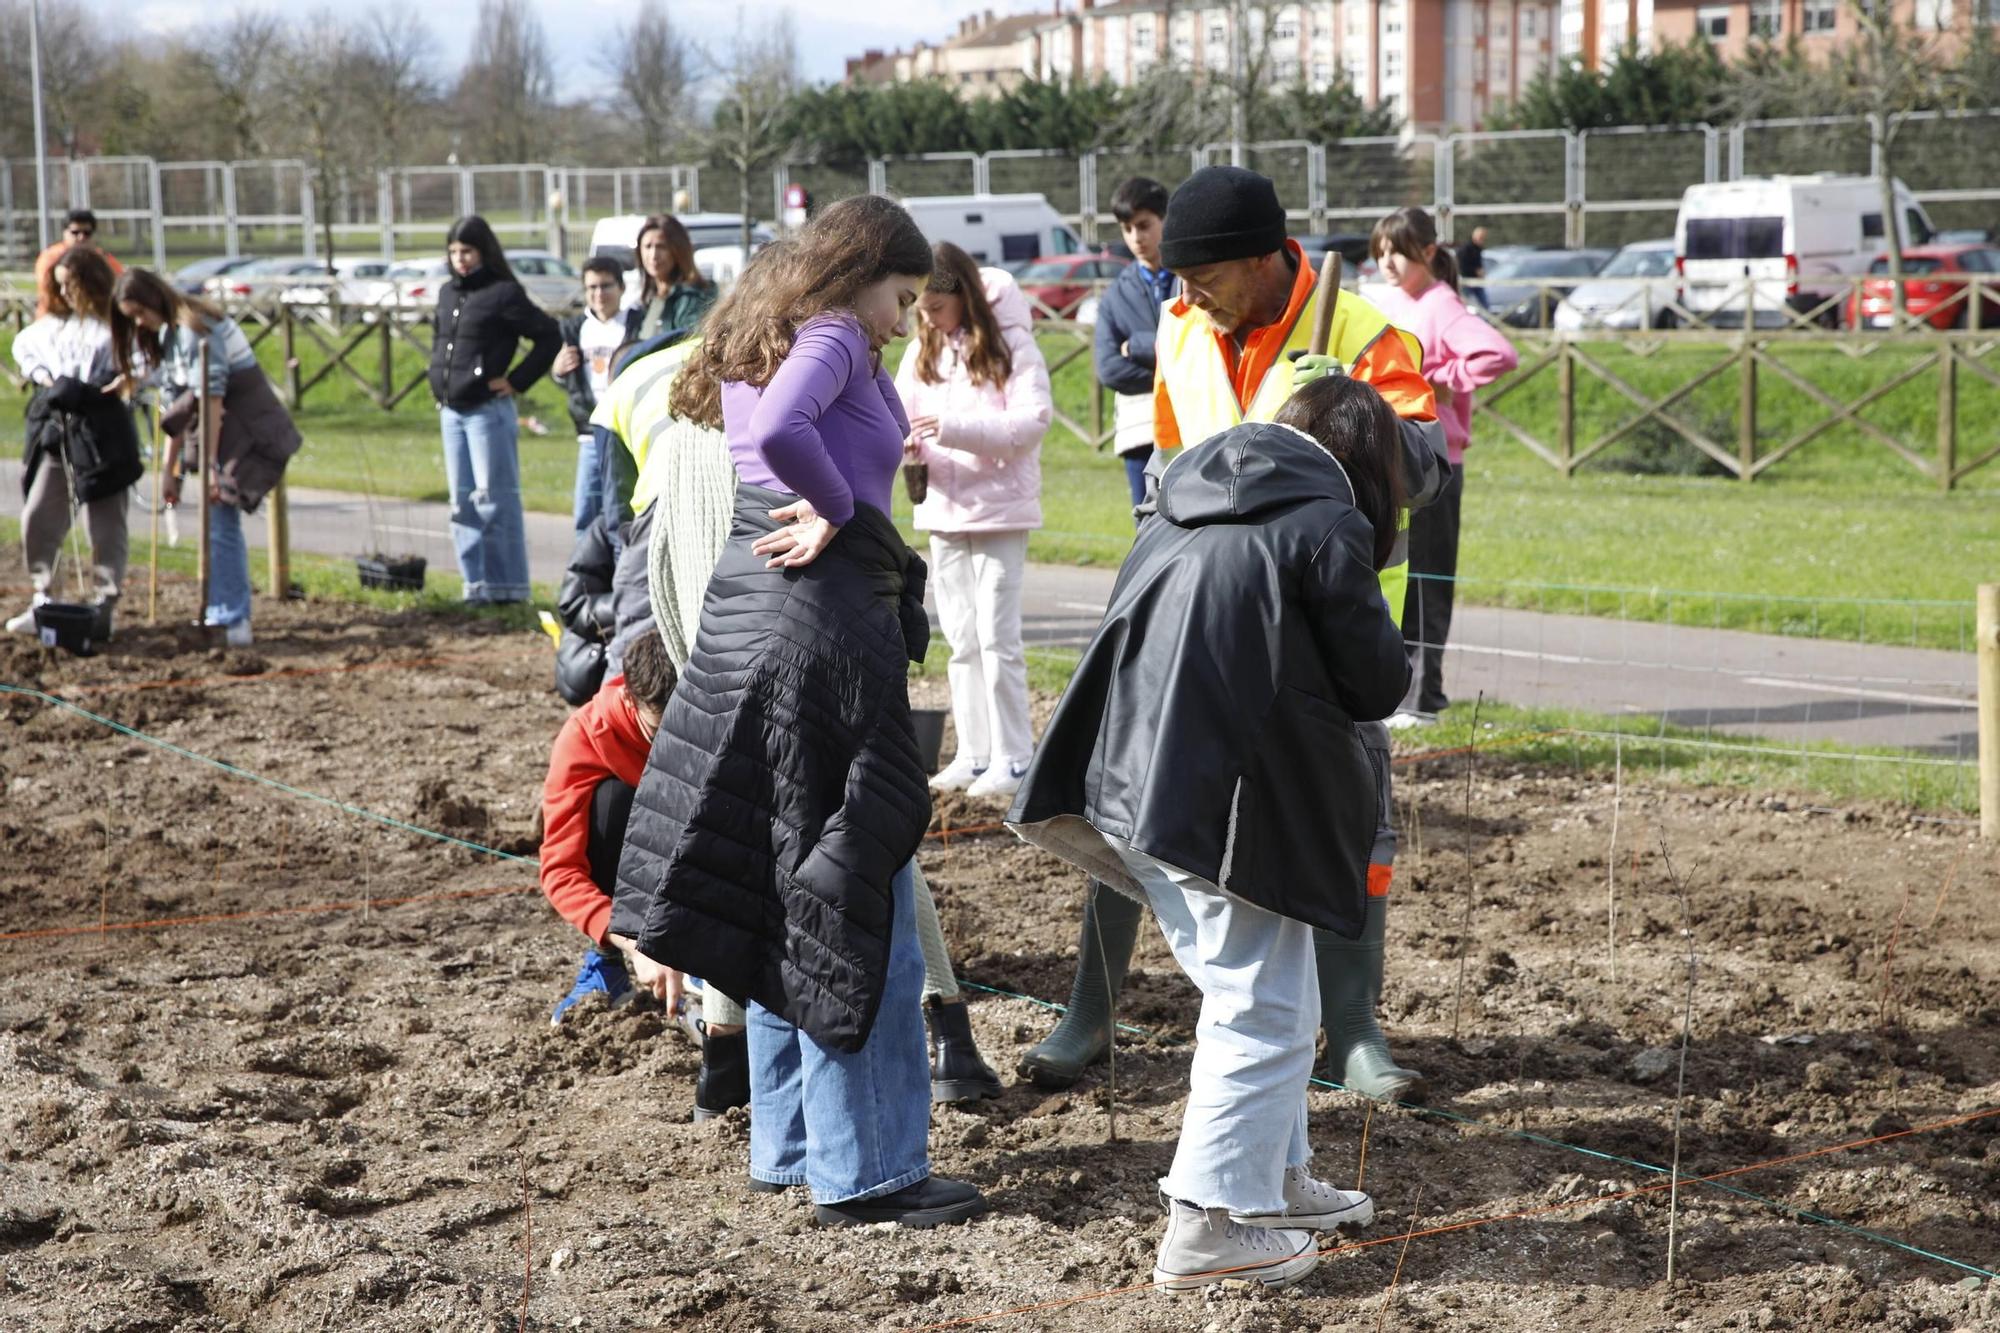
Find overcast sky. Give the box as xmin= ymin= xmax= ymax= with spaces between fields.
xmin=130 ymin=0 xmax=1004 ymax=94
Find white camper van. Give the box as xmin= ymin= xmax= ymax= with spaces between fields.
xmin=896 ymin=194 xmax=1085 ymax=267
xmin=1674 ymin=175 xmax=1936 ymax=326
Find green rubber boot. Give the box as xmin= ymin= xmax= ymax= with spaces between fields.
xmin=1017 ymin=882 xmax=1143 ymax=1089
xmin=1315 ymin=896 xmax=1428 ymax=1103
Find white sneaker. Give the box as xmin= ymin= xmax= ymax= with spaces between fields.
xmin=5 ymin=595 xmax=47 ymax=635
xmin=1384 ymin=710 xmax=1436 ymax=731
xmin=224 ymin=621 xmax=254 ymax=647
xmin=1229 ymin=1167 xmax=1375 ymax=1232
xmin=1152 ymin=1197 xmax=1320 ymax=1292
xmin=929 ymin=754 xmax=989 ymax=792
xmin=964 ymin=756 xmax=1028 ymax=801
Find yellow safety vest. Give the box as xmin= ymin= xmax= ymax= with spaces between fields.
xmin=1156 ymin=289 xmax=1420 ymax=625
xmin=589 ymin=337 xmax=702 ymax=517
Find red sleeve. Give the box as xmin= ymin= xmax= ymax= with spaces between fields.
xmin=539 ymin=711 xmax=614 ymax=944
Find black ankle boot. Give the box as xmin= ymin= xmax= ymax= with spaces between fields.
xmin=926 ymin=998 xmax=1002 ymax=1104
xmin=693 ymin=1025 xmax=750 ymax=1122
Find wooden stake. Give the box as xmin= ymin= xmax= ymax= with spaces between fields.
xmin=196 ymin=343 xmax=212 ymax=627
xmin=1355 ymin=1100 xmax=1375 ymax=1191
xmin=148 ymin=394 xmax=162 ymax=625
xmin=1607 ymin=733 xmax=1623 ymax=983
xmin=1980 ymin=584 xmax=1998 ymax=839
xmin=1372 ymin=1184 xmax=1424 ymax=1333
xmin=519 ymin=1151 xmax=532 ymax=1333
xmin=1657 ymin=831 xmax=1698 ymax=1286
xmin=1450 ymin=693 xmax=1485 ymax=1042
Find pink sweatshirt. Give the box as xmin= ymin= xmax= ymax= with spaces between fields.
xmin=1370 ymin=280 xmax=1519 ymax=464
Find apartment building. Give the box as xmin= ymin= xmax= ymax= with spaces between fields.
xmin=1574 ymin=0 xmax=1986 ymax=67
xmin=848 ymin=2 xmax=1563 ymax=128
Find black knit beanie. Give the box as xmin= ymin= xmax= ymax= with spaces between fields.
xmin=1159 ymin=166 xmax=1288 ymax=270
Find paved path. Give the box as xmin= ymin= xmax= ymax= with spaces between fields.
xmin=2 ymin=465 xmax=1974 ymax=758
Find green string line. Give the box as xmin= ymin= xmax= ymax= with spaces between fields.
xmin=1 ymin=684 xmax=538 ymax=866
xmin=958 ymin=978 xmax=1997 ymax=1281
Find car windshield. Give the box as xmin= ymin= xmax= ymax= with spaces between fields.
xmin=1015 ymin=261 xmax=1076 ymax=281
xmin=684 ymin=224 xmax=770 ymax=249
xmin=386 ymin=262 xmax=440 ymax=279
xmin=1868 ymin=256 xmax=1944 ymax=275
xmin=1599 ymin=248 xmax=1676 ymax=278
xmin=1487 ymin=253 xmax=1602 ymax=279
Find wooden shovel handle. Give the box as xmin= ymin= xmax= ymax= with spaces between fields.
xmin=1308 ymin=251 xmax=1343 ymax=357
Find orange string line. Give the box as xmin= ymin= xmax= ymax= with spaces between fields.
xmin=914 ymin=1104 xmax=2000 ymax=1330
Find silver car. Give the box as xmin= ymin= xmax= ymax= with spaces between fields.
xmin=1553 ymin=240 xmax=1680 ymax=331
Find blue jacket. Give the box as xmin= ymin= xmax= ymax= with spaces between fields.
xmin=1093 ymin=259 xmax=1176 ymax=398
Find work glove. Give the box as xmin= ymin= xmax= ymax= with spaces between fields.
xmin=1289 ymin=352 xmax=1347 ymax=387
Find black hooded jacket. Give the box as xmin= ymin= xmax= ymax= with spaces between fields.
xmin=23 ymin=376 xmax=144 ymax=504
xmin=1007 ymin=421 xmax=1409 ymax=938
xmin=609 ymin=484 xmax=932 ymax=1053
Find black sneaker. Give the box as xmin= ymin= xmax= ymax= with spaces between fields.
xmin=814 ymin=1176 xmax=987 ymax=1229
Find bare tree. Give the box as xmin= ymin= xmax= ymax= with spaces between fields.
xmin=704 ymin=15 xmax=800 ymax=255
xmin=275 ymin=12 xmax=368 ymax=266
xmin=200 ymin=11 xmax=288 ymax=159
xmin=456 ymin=0 xmax=556 ymax=163
xmin=606 ymin=0 xmax=690 ymax=167
xmin=358 ymin=7 xmax=438 ymax=168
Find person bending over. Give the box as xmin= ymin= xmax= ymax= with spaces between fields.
xmin=1008 ymin=376 xmax=1412 ymax=1291
xmin=538 ymin=628 xmax=748 ymax=1120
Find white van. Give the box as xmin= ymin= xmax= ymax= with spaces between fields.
xmin=1675 ymin=175 xmax=1935 ymax=327
xmin=896 ymin=194 xmax=1084 ymax=268
xmin=587 ymin=213 xmax=777 ymax=296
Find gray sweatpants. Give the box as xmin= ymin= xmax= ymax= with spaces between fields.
xmin=22 ymin=459 xmax=129 ymax=602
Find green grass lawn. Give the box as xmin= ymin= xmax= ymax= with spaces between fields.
xmin=6 ymin=323 xmax=1994 ymax=648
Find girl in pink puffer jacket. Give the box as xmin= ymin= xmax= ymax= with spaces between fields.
xmin=895 ymin=242 xmax=1053 ymax=800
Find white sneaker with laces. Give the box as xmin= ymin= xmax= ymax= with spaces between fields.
xmin=928 ymin=753 xmax=988 ymax=792
xmin=965 ymin=756 xmax=1028 ymax=801
xmin=1152 ymin=1197 xmax=1320 ymax=1292
xmin=224 ymin=621 xmax=254 ymax=647
xmin=1228 ymin=1167 xmax=1375 ymax=1232
xmin=1384 ymin=710 xmax=1435 ymax=731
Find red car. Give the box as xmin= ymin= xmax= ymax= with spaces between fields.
xmin=1847 ymin=244 xmax=2000 ymax=330
xmin=1012 ymin=253 xmax=1130 ymax=320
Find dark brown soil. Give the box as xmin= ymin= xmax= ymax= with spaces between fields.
xmin=1 ymin=563 xmax=1996 ymax=1332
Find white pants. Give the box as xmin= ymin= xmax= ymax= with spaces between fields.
xmin=930 ymin=530 xmax=1033 ymax=764
xmin=1108 ymin=836 xmax=1317 ymax=1217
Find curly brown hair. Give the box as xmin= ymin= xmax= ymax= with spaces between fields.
xmin=668 ymin=195 xmax=934 ymax=429
xmin=912 ymin=241 xmax=1013 ymax=392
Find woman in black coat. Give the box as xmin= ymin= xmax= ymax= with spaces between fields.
xmin=1006 ymin=377 xmax=1412 ymax=1293
xmin=427 ymin=215 xmax=560 ymax=604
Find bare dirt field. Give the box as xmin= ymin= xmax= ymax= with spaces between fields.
xmin=2 ymin=561 xmax=1997 ymax=1332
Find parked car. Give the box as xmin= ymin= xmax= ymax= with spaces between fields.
xmin=1934 ymin=228 xmax=1995 ymax=246
xmin=1553 ymin=239 xmax=1680 ymax=331
xmin=358 ymin=257 xmax=451 ymax=317
xmin=1482 ymin=248 xmax=1615 ymax=327
xmin=204 ymin=256 xmax=328 ymax=304
xmin=279 ymin=256 xmax=395 ymax=307
xmin=504 ymin=250 xmax=582 ymax=311
xmin=1846 ymin=245 xmax=2000 ymax=330
xmin=173 ymin=255 xmax=258 ymax=295
xmin=1012 ymin=252 xmax=1129 ymax=320
xmin=1675 ymin=174 xmax=1935 ymax=327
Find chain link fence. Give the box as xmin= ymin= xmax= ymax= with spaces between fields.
xmin=6 ymin=110 xmax=1999 ymax=270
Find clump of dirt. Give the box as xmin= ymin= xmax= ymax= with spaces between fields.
xmin=0 ymin=552 xmax=1995 ymax=1331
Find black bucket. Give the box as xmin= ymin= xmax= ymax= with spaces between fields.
xmin=34 ymin=602 xmax=99 ymax=657
xmin=909 ymin=708 xmax=947 ymax=775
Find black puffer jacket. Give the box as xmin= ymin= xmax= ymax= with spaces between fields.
xmin=426 ymin=266 xmax=561 ymax=410
xmin=554 ymin=517 xmax=616 ymax=706
xmin=23 ymin=376 xmax=144 ymax=503
xmin=610 ymin=484 xmax=932 ymax=1052
xmin=1008 ymin=421 xmax=1409 ymax=939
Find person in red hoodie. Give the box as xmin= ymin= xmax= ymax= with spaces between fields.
xmin=539 ymin=628 xmax=749 ymax=1117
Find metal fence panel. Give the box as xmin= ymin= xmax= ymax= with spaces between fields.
xmin=785 ymin=160 xmax=872 ymax=211
xmin=881 ymin=153 xmax=980 ymax=199
xmin=1739 ymin=116 xmax=1872 ymax=180
xmin=985 ymin=151 xmax=1084 ymax=217
xmin=1577 ymin=125 xmax=1715 ymax=247
xmin=1323 ymin=135 xmax=1436 ymax=225
xmin=1089 ymin=147 xmax=1201 ymax=222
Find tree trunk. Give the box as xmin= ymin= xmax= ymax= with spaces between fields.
xmin=1875 ymin=119 xmax=1906 ymax=324
xmin=740 ymin=98 xmax=755 ymax=261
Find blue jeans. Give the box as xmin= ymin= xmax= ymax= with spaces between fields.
xmin=747 ymin=859 xmax=931 ymax=1204
xmin=1122 ymin=447 xmax=1154 ymax=511
xmin=440 ymin=398 xmax=531 ymax=602
xmin=572 ymin=433 xmax=603 ymax=534
xmin=206 ymin=503 xmax=252 ymax=628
